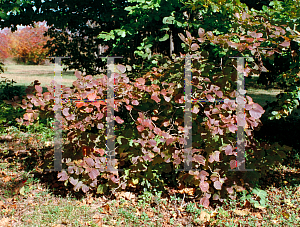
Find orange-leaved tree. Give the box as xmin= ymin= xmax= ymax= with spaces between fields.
xmin=8 ymin=22 xmax=52 ymax=65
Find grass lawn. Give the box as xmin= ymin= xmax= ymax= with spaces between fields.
xmin=0 ymin=61 xmax=299 ymax=226
xmin=2 ymin=58 xmax=78 ymax=88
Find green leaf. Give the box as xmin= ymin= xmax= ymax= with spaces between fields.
xmin=98 ymin=31 xmax=115 ymax=41
xmin=97 ymin=184 xmax=107 ymax=194
xmin=132 ymin=178 xmax=139 ymax=185
xmin=116 ymin=136 xmax=122 ymax=145
xmin=162 ymin=16 xmax=175 ymax=24
xmin=115 ymin=29 xmax=126 ymax=38
xmin=252 ymin=188 xmax=267 ymax=198
xmin=159 ymin=34 xmax=169 ymax=42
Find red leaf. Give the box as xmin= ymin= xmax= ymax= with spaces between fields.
xmin=280 ymin=41 xmax=290 ymax=47
xmin=192 ymin=105 xmax=200 ymax=114
xmin=136 ymin=78 xmax=145 ymax=85
xmin=137 ymin=125 xmax=144 ymax=132
xmin=110 ymin=175 xmax=119 ymax=184
xmin=115 ymin=116 xmax=124 ymax=124
xmin=151 ymin=93 xmax=161 ymax=103
xmin=57 ymin=171 xmax=69 ymax=181
xmin=200 ymin=197 xmax=210 ymax=208
xmin=66 ymin=114 xmax=75 ymax=121
xmin=224 ymin=144 xmax=233 ymax=155
xmin=226 ymin=186 xmax=234 ymax=194
xmin=149 ymin=139 xmax=157 ymax=147
xmin=117 ymin=64 xmax=126 ymax=73
xmin=132 ymin=100 xmax=139 ymax=105
xmin=213 ymin=151 xmax=220 ymax=162
xmin=200 ymin=181 xmax=209 ymax=192
xmin=96 ymin=113 xmax=104 ymax=120
xmin=164 ymin=95 xmax=171 ymax=102
xmin=206 ymin=94 xmax=215 ymax=102
xmin=76 ymin=102 xmax=85 ymax=108
xmin=249 ymin=103 xmax=264 ymax=119
xmin=230 ymin=160 xmax=237 ymax=169
xmin=75 ymin=70 xmax=82 ymax=79
xmin=74 ymin=181 xmax=84 ymax=191
xmin=193 ymin=155 xmax=205 ymax=165
xmin=166 ymin=137 xmax=174 ymax=145
xmin=162 ymin=120 xmax=170 ymax=127
xmin=87 ymin=93 xmax=96 ymax=101
xmin=186 ymin=30 xmax=192 ymax=39
xmin=62 ymin=108 xmax=70 ymax=116
xmin=88 ymin=168 xmax=100 ymax=180
xmin=35 ymin=85 xmax=43 ymax=93
xmin=82 ymin=185 xmax=89 ymax=193
xmin=125 ymin=105 xmax=132 ymax=110
xmin=84 ymin=157 xmax=95 ymax=167
xmin=198 ymin=28 xmax=205 ymax=37
xmin=214 ymin=181 xmax=222 ymax=190
xmin=191 ymin=43 xmax=200 ymax=51
xmin=199 ymin=170 xmax=209 ymax=181
xmin=69 ymin=177 xmax=78 ymax=186
xmin=94 ymin=148 xmax=105 ymax=156
xmin=215 ymin=90 xmax=223 ymax=98
xmin=153 ymin=147 xmax=160 ymax=152
xmin=153 ymin=127 xmax=162 ymax=135
xmin=85 ymin=107 xmax=94 ymax=113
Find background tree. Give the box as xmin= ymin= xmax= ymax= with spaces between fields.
xmin=7 ymin=21 xmax=52 ymax=64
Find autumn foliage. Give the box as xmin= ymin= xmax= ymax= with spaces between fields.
xmin=0 ymin=22 xmax=52 ymax=65
xmin=5 ymin=11 xmax=294 ymax=207
xmin=0 ymin=28 xmax=12 ymax=60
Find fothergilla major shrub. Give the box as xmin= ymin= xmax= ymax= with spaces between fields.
xmin=6 ymin=12 xmax=292 ymax=207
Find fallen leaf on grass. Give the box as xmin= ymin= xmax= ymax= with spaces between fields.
xmin=253 ymin=212 xmax=262 ymax=219
xmin=176 ymin=187 xmax=196 ymax=196
xmin=117 ymin=191 xmax=135 ymax=200
xmin=210 ymin=209 xmax=218 ymax=217
xmin=82 ymin=196 xmax=94 ymax=205
xmin=177 ymin=206 xmax=185 ymax=212
xmin=2 ymin=176 xmax=11 ymax=183
xmin=199 ymin=210 xmax=210 ymax=222
xmin=118 ymin=201 xmax=129 ymax=208
xmin=146 ymin=211 xmax=154 ymax=217
xmin=282 ymin=212 xmax=290 ymax=219
xmin=101 ymin=204 xmax=110 ymax=214
xmin=233 ymin=209 xmax=249 ymax=216
xmin=243 ymin=199 xmax=251 ymax=208
xmin=13 ymin=180 xmax=27 ymax=195
xmin=93 ymin=213 xmax=103 ymax=226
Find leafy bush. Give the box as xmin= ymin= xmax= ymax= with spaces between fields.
xmin=7 ymin=9 xmax=295 ymax=207
xmin=0 ymin=77 xmax=26 ymax=132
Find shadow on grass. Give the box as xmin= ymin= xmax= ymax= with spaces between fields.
xmin=254 ymin=113 xmax=300 ymax=190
